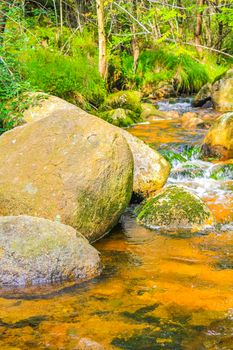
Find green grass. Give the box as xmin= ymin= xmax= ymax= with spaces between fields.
xmin=0 ymin=53 xmax=33 ymax=133
xmin=137 ymin=47 xmax=209 ymax=93
xmin=19 ymin=47 xmax=106 ymax=108
xmin=111 ymin=45 xmax=229 ymax=94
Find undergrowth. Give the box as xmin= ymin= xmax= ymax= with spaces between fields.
xmin=19 ymin=47 xmax=106 ymax=108
xmin=0 ymin=54 xmax=32 ymax=133
xmin=110 ymin=46 xmax=226 ymax=94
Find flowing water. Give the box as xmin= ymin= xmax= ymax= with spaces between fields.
xmin=0 ymin=100 xmax=232 ymax=350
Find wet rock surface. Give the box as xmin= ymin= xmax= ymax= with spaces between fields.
xmin=0 ymin=216 xmax=101 ymax=287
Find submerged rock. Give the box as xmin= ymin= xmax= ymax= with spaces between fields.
xmin=0 ymin=107 xmax=133 ymax=242
xmin=0 ymin=216 xmax=101 ymax=287
xmin=102 ymin=91 xmax=142 ymax=115
xmin=121 ymin=131 xmax=170 ymax=198
xmin=212 ymin=69 xmax=233 ymax=112
xmin=181 ymin=112 xmax=209 ymax=129
xmin=136 ymin=185 xmax=214 ymax=230
xmin=202 ymin=112 xmax=233 ymax=160
xmin=170 ymin=163 xmax=205 ymax=180
xmin=210 ymin=161 xmax=233 ymax=180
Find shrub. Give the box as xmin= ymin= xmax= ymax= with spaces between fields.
xmin=19 ymin=47 xmax=106 ymax=107
xmin=0 ymin=54 xmax=32 ymax=133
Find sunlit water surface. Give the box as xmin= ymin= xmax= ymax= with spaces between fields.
xmin=0 ymin=100 xmax=232 ymax=349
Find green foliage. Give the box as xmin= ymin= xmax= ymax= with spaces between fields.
xmin=19 ymin=47 xmax=106 ymax=107
xmin=108 ymin=46 xmax=223 ymax=94
xmin=138 ymin=47 xmax=210 ymax=93
xmin=210 ymin=164 xmax=233 ymax=180
xmin=0 ymin=54 xmax=32 ymax=133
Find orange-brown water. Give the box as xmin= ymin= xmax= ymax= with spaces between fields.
xmin=0 ymin=118 xmax=232 ymax=350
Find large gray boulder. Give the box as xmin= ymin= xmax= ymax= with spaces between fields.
xmin=0 ymin=216 xmax=101 ymax=287
xmin=0 ymin=106 xmax=133 ymax=242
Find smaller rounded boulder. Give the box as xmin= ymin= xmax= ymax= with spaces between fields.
xmin=0 ymin=216 xmax=101 ymax=287
xmin=211 ymin=69 xmax=233 ymax=112
xmin=136 ymin=186 xmax=214 ymax=230
xmin=202 ymin=112 xmax=233 ymax=160
xmin=121 ymin=130 xmax=171 ymax=198
xmin=192 ymin=83 xmax=212 ymax=108
xmin=100 ymin=108 xmax=137 ymax=127
xmin=102 ymin=91 xmax=142 ymax=115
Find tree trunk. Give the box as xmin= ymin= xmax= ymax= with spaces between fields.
xmin=132 ymin=0 xmax=139 ymax=73
xmin=195 ymin=0 xmax=204 ymax=55
xmin=96 ymin=0 xmax=107 ymax=80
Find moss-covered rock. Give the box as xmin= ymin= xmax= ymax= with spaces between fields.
xmin=0 ymin=216 xmax=101 ymax=287
xmin=210 ymin=162 xmax=233 ymax=180
xmin=136 ymin=186 xmax=214 ymax=230
xmin=102 ymin=91 xmax=142 ymax=115
xmin=121 ymin=131 xmax=170 ymax=198
xmin=212 ymin=69 xmax=233 ymax=112
xmin=202 ymin=112 xmax=233 ymax=160
xmin=99 ymin=108 xmax=137 ymax=127
xmin=0 ymin=106 xmax=133 ymax=242
xmin=140 ymin=103 xmax=158 ymax=119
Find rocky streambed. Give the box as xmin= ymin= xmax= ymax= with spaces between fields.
xmin=0 ymin=96 xmax=232 ymax=349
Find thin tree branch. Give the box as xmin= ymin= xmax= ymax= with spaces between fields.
xmin=113 ymin=1 xmax=151 ymax=34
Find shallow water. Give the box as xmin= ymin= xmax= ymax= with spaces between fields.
xmin=0 ymin=100 xmax=232 ymax=349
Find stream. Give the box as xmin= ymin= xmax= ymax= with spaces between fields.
xmin=0 ymin=99 xmax=232 ymax=350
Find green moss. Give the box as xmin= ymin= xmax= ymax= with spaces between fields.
xmin=102 ymin=91 xmax=142 ymax=115
xmin=99 ymin=108 xmax=140 ymax=127
xmin=140 ymin=103 xmax=158 ymax=119
xmin=69 ymin=165 xmax=133 ymax=242
xmin=136 ymin=186 xmax=213 ymax=229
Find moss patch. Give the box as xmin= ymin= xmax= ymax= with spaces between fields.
xmin=136 ymin=185 xmax=214 ymax=229
xmin=99 ymin=108 xmax=140 ymax=127
xmin=102 ymin=91 xmax=142 ymax=115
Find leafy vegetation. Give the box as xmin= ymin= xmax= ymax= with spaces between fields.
xmin=0 ymin=54 xmax=32 ymax=133
xmin=0 ymin=0 xmax=233 ymax=131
